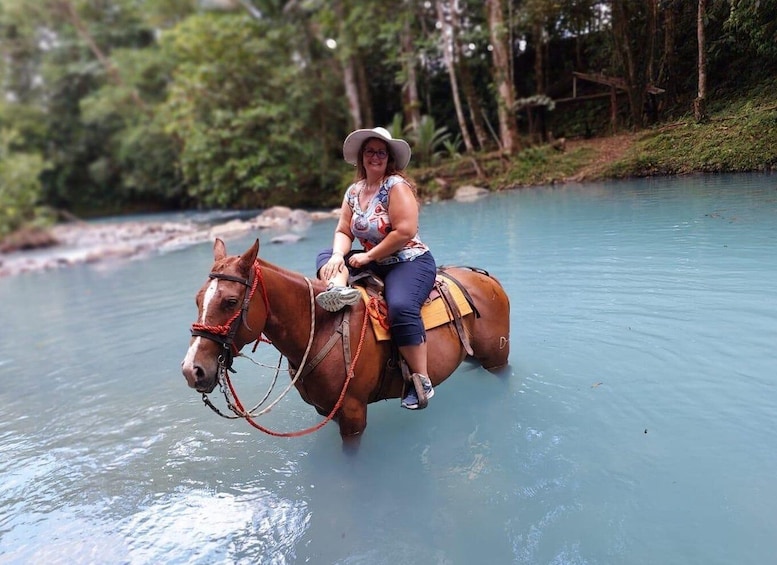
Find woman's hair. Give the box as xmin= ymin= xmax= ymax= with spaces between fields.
xmin=353 ymin=138 xmax=417 ymax=198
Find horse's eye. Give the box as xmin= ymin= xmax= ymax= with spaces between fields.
xmin=223 ymin=297 xmax=239 ymax=310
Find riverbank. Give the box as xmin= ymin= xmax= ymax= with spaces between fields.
xmin=417 ymin=82 xmax=777 ymax=198
xmin=0 ymin=206 xmax=337 ymax=278
xmin=1 ymin=185 xmax=502 ymax=278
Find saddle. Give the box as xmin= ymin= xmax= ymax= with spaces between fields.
xmin=350 ymin=269 xmax=477 ymax=356
xmin=292 ymin=268 xmax=482 ymax=405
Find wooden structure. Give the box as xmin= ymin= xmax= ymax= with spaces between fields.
xmin=556 ymin=71 xmax=665 ymax=132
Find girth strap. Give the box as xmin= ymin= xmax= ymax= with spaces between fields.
xmin=437 ymin=279 xmax=475 ymax=356
xmin=293 ymin=312 xmax=352 ymax=381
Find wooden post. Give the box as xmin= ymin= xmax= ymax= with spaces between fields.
xmin=610 ymin=86 xmax=617 ymax=133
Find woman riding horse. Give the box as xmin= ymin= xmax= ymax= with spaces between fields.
xmin=181 ymin=238 xmax=511 ymax=445
xmin=315 ymin=127 xmax=436 ymax=410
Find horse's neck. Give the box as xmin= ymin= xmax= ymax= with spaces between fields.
xmin=258 ymin=260 xmax=317 ymax=361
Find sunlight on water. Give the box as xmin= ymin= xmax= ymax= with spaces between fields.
xmin=1 ymin=173 xmax=776 ymax=564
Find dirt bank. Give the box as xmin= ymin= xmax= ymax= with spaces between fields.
xmin=565 ymin=133 xmax=636 ymax=182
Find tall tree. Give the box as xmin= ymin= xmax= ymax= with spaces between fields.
xmin=399 ymin=13 xmax=421 ymax=132
xmin=520 ymin=0 xmax=562 ymax=95
xmin=486 ymin=0 xmax=519 ymax=153
xmin=694 ymin=0 xmax=708 ymax=122
xmin=0 ymin=0 xmax=44 ymax=105
xmin=657 ymin=1 xmax=678 ymax=103
xmin=330 ymin=0 xmax=364 ymax=129
xmin=315 ymin=0 xmax=396 ymax=130
xmin=436 ymin=0 xmax=474 ymax=152
xmin=452 ymin=2 xmax=489 ymax=150
xmin=610 ymin=0 xmax=657 ymax=129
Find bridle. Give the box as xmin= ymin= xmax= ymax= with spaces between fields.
xmin=188 ymin=260 xmax=369 ymax=437
xmin=190 ymin=263 xmax=267 ymax=375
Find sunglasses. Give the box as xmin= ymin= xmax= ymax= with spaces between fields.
xmin=363 ymin=148 xmax=389 ymax=160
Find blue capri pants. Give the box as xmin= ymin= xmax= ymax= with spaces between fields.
xmin=316 ymin=249 xmax=437 ymax=347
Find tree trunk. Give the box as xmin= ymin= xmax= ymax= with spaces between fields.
xmin=332 ymin=0 xmax=362 ymax=129
xmin=343 ymin=56 xmax=362 ymax=129
xmin=400 ymin=18 xmax=421 ymax=131
xmin=486 ymin=0 xmax=519 ymax=154
xmin=694 ymin=0 xmax=708 ymax=123
xmin=658 ymin=2 xmax=678 ymax=105
xmin=355 ymin=56 xmax=374 ymax=127
xmin=436 ymin=0 xmax=474 ymax=153
xmin=449 ymin=0 xmax=488 ymax=150
xmin=458 ymin=54 xmax=490 ymax=150
xmin=611 ymin=0 xmax=655 ymax=129
xmin=533 ymin=21 xmax=545 ymax=95
xmin=646 ymin=0 xmax=658 ymax=82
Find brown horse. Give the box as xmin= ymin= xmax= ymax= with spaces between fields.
xmin=181 ymin=238 xmax=510 ymax=442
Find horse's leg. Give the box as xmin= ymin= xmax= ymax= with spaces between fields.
xmin=337 ymin=395 xmax=367 ymax=447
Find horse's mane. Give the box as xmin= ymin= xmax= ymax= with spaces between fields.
xmin=255 ymin=257 xmax=316 ymax=288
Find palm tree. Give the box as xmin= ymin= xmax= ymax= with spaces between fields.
xmin=407 ymin=115 xmax=451 ymax=166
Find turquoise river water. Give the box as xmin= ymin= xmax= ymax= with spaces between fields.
xmin=1 ymin=173 xmax=776 ymax=564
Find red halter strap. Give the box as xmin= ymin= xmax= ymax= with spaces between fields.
xmin=190 ymin=262 xmax=269 ymax=364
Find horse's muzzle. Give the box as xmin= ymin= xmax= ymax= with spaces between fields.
xmin=181 ymin=361 xmax=217 ymax=393
xmin=194 ymin=381 xmax=217 ymax=394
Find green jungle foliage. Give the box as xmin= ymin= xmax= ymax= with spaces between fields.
xmin=0 ymin=0 xmax=775 ymax=240
xmin=0 ymin=129 xmax=48 ymax=238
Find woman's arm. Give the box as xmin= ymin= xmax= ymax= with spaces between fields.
xmin=332 ymin=198 xmax=355 ymax=255
xmin=319 ymin=197 xmax=355 ymax=282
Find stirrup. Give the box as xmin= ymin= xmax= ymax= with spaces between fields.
xmin=401 ymin=373 xmax=434 ymax=410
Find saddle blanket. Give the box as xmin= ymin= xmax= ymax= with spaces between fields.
xmin=357 ymin=275 xmax=473 ymax=342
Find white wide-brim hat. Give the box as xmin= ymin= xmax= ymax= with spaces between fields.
xmin=342 ymin=127 xmax=412 ymax=170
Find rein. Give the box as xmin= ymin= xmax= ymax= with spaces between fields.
xmin=192 ymin=262 xmax=368 ymax=437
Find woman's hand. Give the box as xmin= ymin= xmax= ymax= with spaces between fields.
xmin=320 ymin=253 xmax=345 ymax=280
xmin=348 ymin=252 xmax=373 ymax=269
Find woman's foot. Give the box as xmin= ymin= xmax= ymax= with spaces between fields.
xmin=401 ymin=374 xmax=434 ymax=409
xmin=315 ymin=285 xmax=360 ymax=312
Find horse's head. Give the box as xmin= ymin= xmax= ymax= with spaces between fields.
xmin=181 ymin=238 xmax=267 ymax=392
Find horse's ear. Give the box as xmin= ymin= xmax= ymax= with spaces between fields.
xmin=239 ymin=239 xmax=260 ymax=272
xmin=213 ymin=238 xmax=227 ymax=261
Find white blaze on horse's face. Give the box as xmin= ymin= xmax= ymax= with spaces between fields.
xmin=199 ymin=278 xmax=220 ymax=324
xmin=182 ymin=278 xmax=220 ymax=371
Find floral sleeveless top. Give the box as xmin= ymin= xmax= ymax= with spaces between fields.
xmin=345 ymin=175 xmax=429 ymax=265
